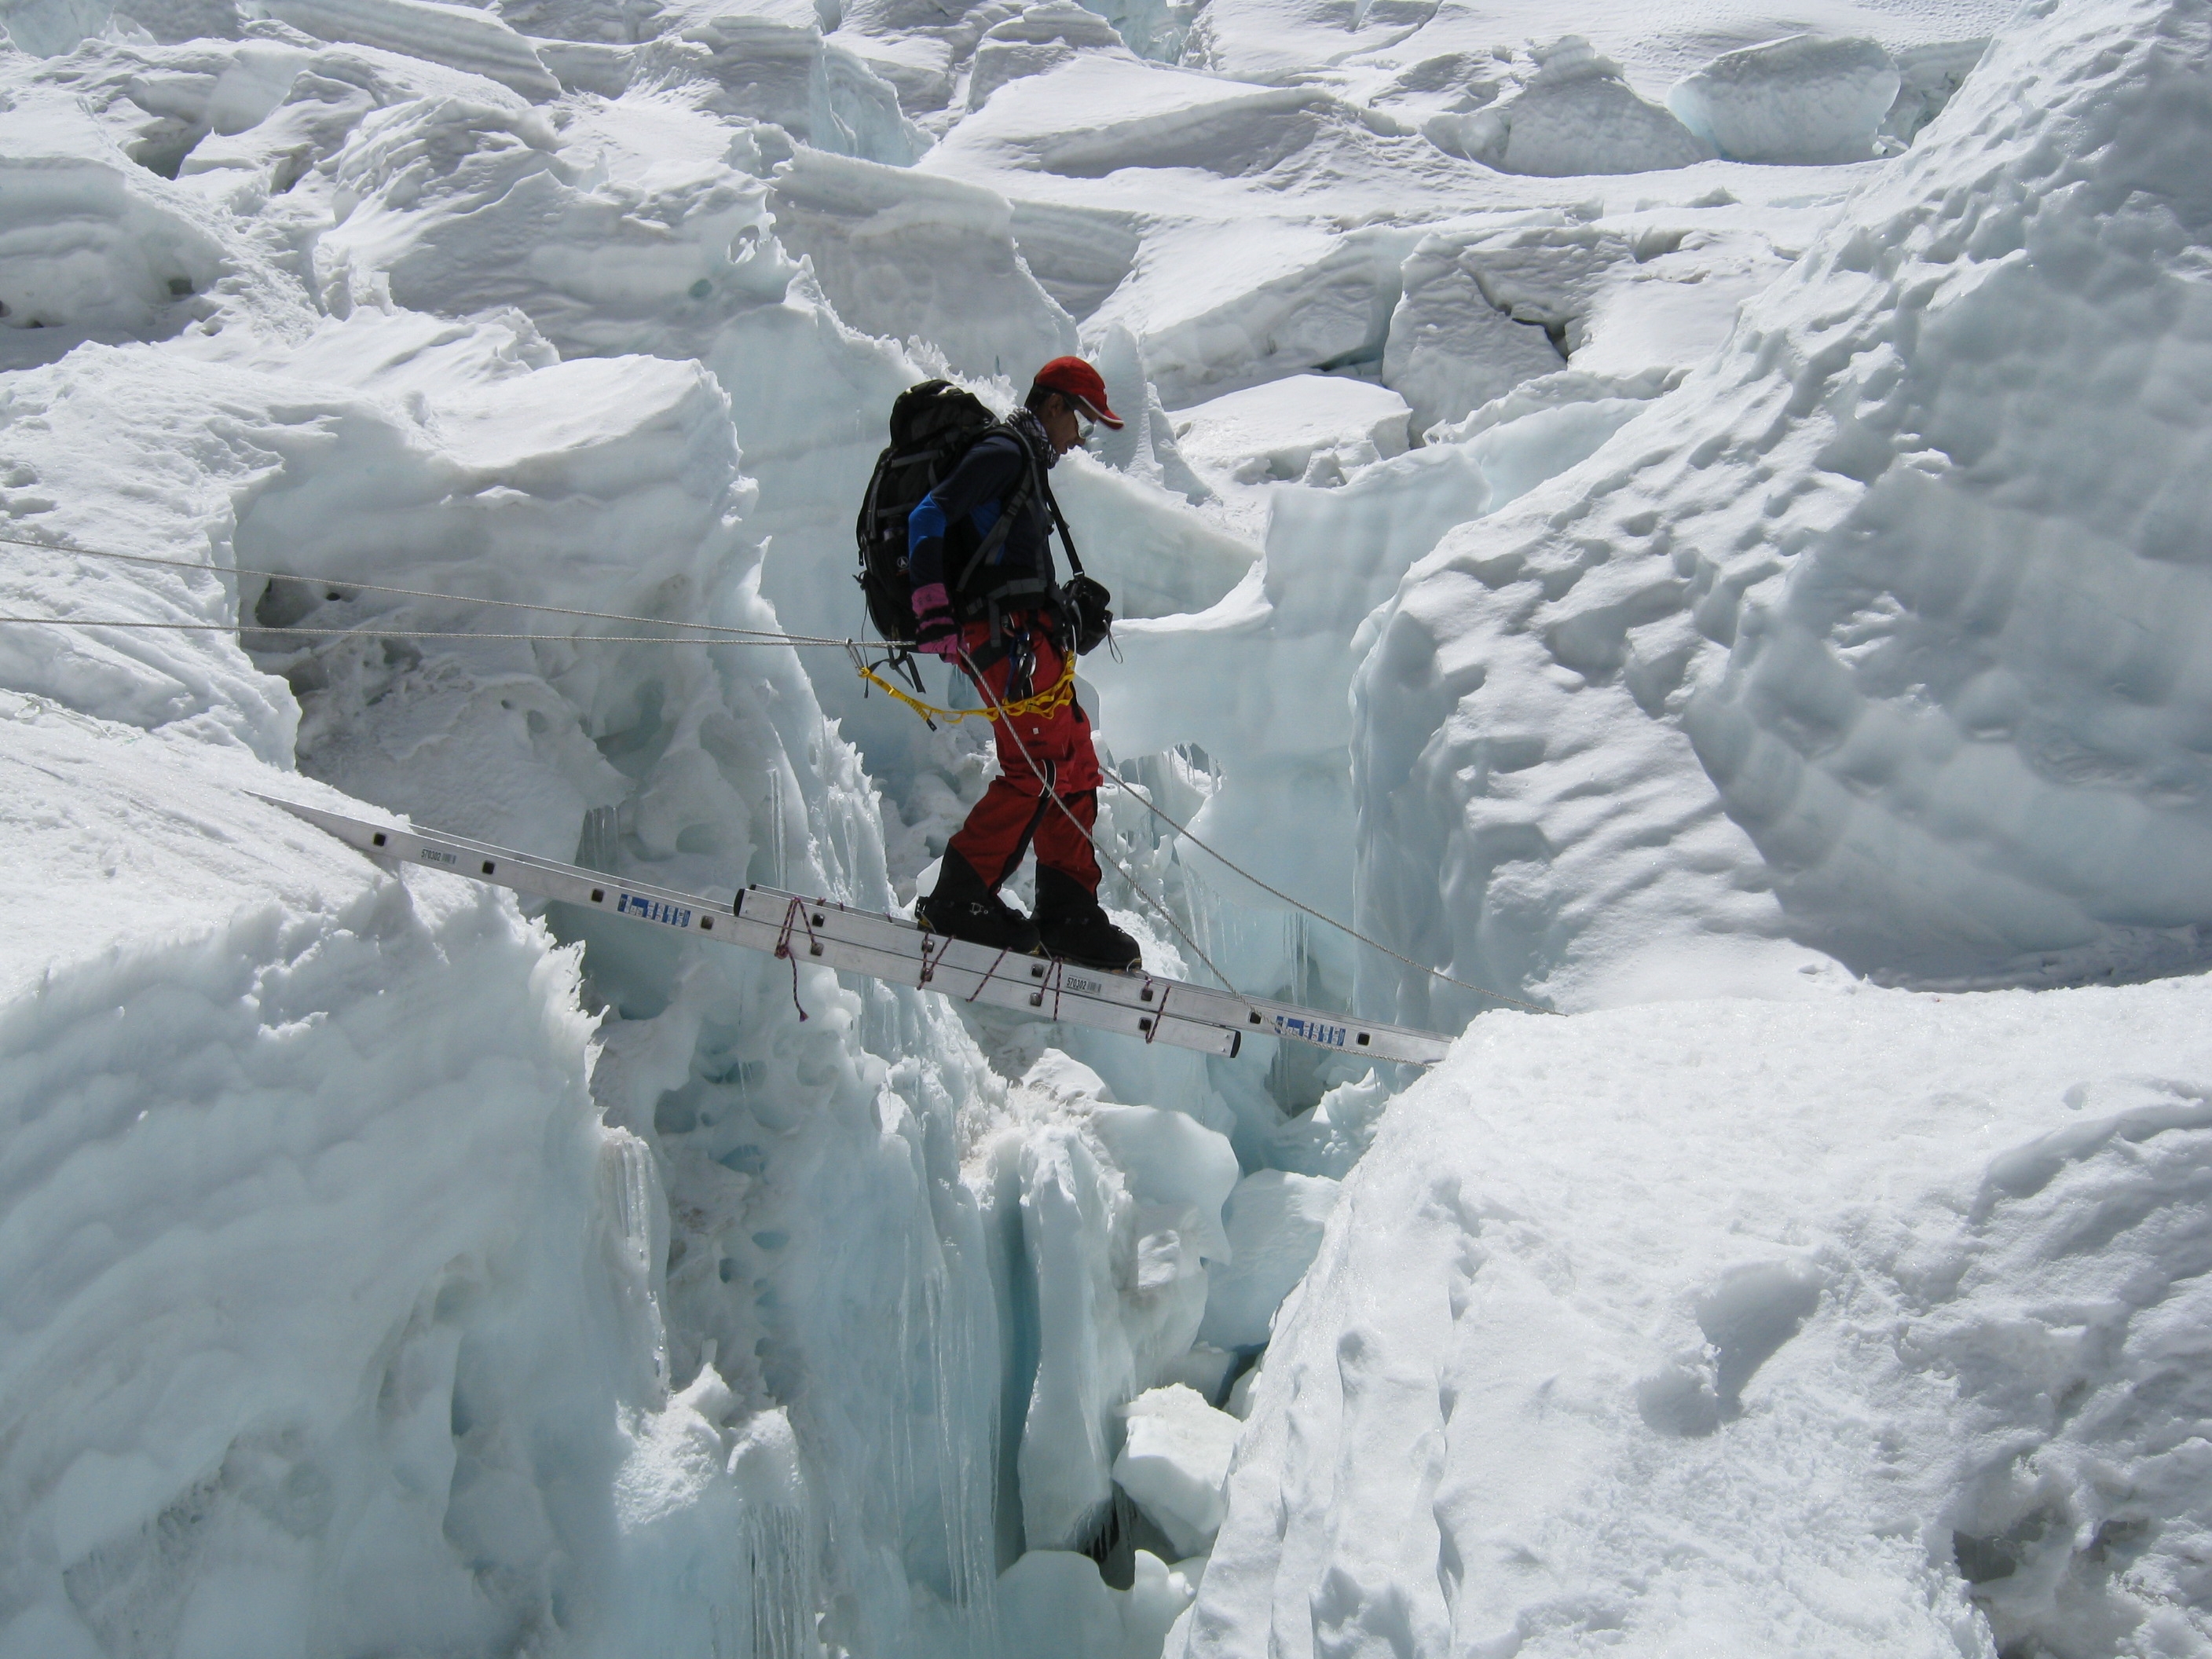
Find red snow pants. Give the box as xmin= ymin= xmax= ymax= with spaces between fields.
xmin=946 ymin=615 xmax=1101 ymax=895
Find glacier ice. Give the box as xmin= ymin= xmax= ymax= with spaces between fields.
xmin=5 ymin=0 xmax=2212 ymax=1651
xmin=768 ymin=145 xmax=1077 ymax=378
xmin=974 ymin=1060 xmax=1239 ymax=1557
xmin=1422 ymin=37 xmax=1712 ymax=178
xmin=1169 ymin=373 xmax=1407 ymax=492
xmin=1668 ymin=33 xmax=1901 ymax=165
xmin=1196 ymin=1169 xmax=1336 ymax=1350
xmin=1111 ymin=1384 xmax=1241 ymax=1558
xmin=965 ymin=0 xmax=1132 ymax=112
xmin=260 ymin=0 xmax=564 ymax=100
xmin=1353 ymin=0 xmax=2212 ymax=1023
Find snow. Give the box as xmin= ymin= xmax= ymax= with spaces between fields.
xmin=1197 ymin=1169 xmax=1338 ymax=1350
xmin=998 ymin=1547 xmax=1199 ymax=1659
xmin=1351 ymin=0 xmax=2212 ymax=1026
xmin=1169 ymin=374 xmax=1408 ymax=489
xmin=0 ymin=90 xmax=230 ymax=357
xmin=0 ymin=698 xmax=643 ymax=1656
xmin=1668 ymin=33 xmax=1903 ymax=164
xmin=965 ymin=0 xmax=1133 ymax=111
xmin=1112 ymin=1384 xmax=1241 ymax=1558
xmin=1173 ymin=977 xmax=2212 ymax=1658
xmin=1422 ymin=37 xmax=1713 ymax=178
xmin=261 ymin=0 xmax=564 ymax=101
xmin=5 ymin=0 xmax=2212 ymax=1650
xmin=769 ymin=145 xmax=1078 ymax=379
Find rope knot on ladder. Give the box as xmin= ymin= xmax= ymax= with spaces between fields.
xmin=772 ymin=896 xmax=821 ymax=1020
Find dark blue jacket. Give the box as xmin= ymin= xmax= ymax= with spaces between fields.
xmin=907 ymin=422 xmax=1057 ymax=615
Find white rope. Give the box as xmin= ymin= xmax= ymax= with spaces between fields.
xmin=958 ymin=646 xmax=1258 ymax=1009
xmin=0 ymin=532 xmax=851 ymax=646
xmin=4 ymin=526 xmax=1551 ymax=1014
xmin=0 ymin=617 xmax=838 ymax=646
xmin=1100 ymin=769 xmax=1560 ymax=1017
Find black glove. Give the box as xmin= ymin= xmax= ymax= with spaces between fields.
xmin=1062 ymin=573 xmax=1113 ymax=656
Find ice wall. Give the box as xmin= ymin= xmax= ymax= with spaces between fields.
xmin=0 ymin=23 xmax=1278 ymax=1650
xmin=0 ymin=711 xmax=660 ymax=1659
xmin=1353 ymin=0 xmax=2212 ymax=1020
xmin=1422 ymin=37 xmax=1711 ymax=178
xmin=0 ymin=276 xmax=1012 ymax=1654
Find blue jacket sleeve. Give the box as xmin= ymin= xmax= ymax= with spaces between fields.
xmin=908 ymin=434 xmax=1026 ymax=594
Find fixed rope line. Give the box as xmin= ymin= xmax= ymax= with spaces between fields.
xmin=1100 ymin=770 xmax=1561 ymax=1017
xmin=0 ymin=531 xmax=850 ymax=646
xmin=6 ymin=529 xmax=1551 ymax=1017
xmin=0 ymin=617 xmax=846 ymax=645
xmin=954 ymin=646 xmax=1256 ymax=1010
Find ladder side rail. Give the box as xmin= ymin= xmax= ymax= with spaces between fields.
xmin=1152 ymin=981 xmax=1455 ymax=1067
xmin=262 ymin=795 xmax=738 ymax=941
xmin=262 ymin=796 xmax=730 ymax=915
xmin=749 ymin=888 xmax=1450 ymax=1065
xmin=262 ymin=804 xmax=1430 ymax=1064
xmin=734 ymin=892 xmax=1237 ymax=1056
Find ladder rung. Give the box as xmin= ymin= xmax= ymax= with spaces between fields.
xmin=254 ymin=794 xmax=1452 ymax=1067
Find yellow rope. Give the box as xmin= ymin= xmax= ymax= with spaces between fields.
xmin=857 ymin=650 xmax=1077 ymax=726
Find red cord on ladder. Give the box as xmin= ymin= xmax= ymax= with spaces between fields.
xmin=967 ymin=947 xmax=1012 ymax=1003
xmin=1143 ymin=981 xmax=1170 ymax=1043
xmin=773 ymin=896 xmax=821 ymax=1020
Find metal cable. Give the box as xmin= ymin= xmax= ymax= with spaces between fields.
xmin=6 ymin=526 xmax=1551 ymax=1015
xmin=1101 ymin=768 xmax=1561 ymax=1017
xmin=957 ymin=645 xmax=1258 ymax=1010
xmin=0 ymin=531 xmax=850 ymax=646
xmin=0 ymin=616 xmax=844 ymax=645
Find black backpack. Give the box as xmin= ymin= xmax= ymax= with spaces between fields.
xmin=855 ymin=380 xmax=1004 ymax=645
xmin=855 ymin=379 xmax=1114 ymax=655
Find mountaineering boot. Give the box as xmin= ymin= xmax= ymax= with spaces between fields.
xmin=1033 ymin=867 xmax=1143 ymax=972
xmin=917 ymin=850 xmax=1042 ymax=954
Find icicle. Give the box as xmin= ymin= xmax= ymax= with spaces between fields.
xmin=740 ymin=1505 xmax=816 ymax=1659
xmin=727 ymin=1409 xmax=820 ymax=1659
xmin=597 ymin=1128 xmax=670 ymax=1394
xmin=770 ymin=768 xmax=787 ymax=889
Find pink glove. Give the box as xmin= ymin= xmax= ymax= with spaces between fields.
xmin=911 ymin=583 xmax=961 ymax=661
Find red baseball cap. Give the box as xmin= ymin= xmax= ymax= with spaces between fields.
xmin=1031 ymin=356 xmax=1123 ymax=428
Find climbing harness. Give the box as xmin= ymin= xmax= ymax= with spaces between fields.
xmin=850 ymin=643 xmax=1077 ymax=728
xmin=950 ymin=646 xmax=1254 ymax=1007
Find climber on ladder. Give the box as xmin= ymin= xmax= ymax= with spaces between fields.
xmin=905 ymin=357 xmax=1141 ymax=971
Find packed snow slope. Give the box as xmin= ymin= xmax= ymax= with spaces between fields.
xmin=3 ymin=0 xmax=2210 ymax=1650
xmin=1178 ymin=977 xmax=2212 ymax=1659
xmin=1353 ymin=0 xmax=2212 ymax=1024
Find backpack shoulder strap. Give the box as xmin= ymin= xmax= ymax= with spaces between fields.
xmin=953 ymin=427 xmax=1040 ymax=593
xmin=1038 ymin=467 xmax=1083 ymax=577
